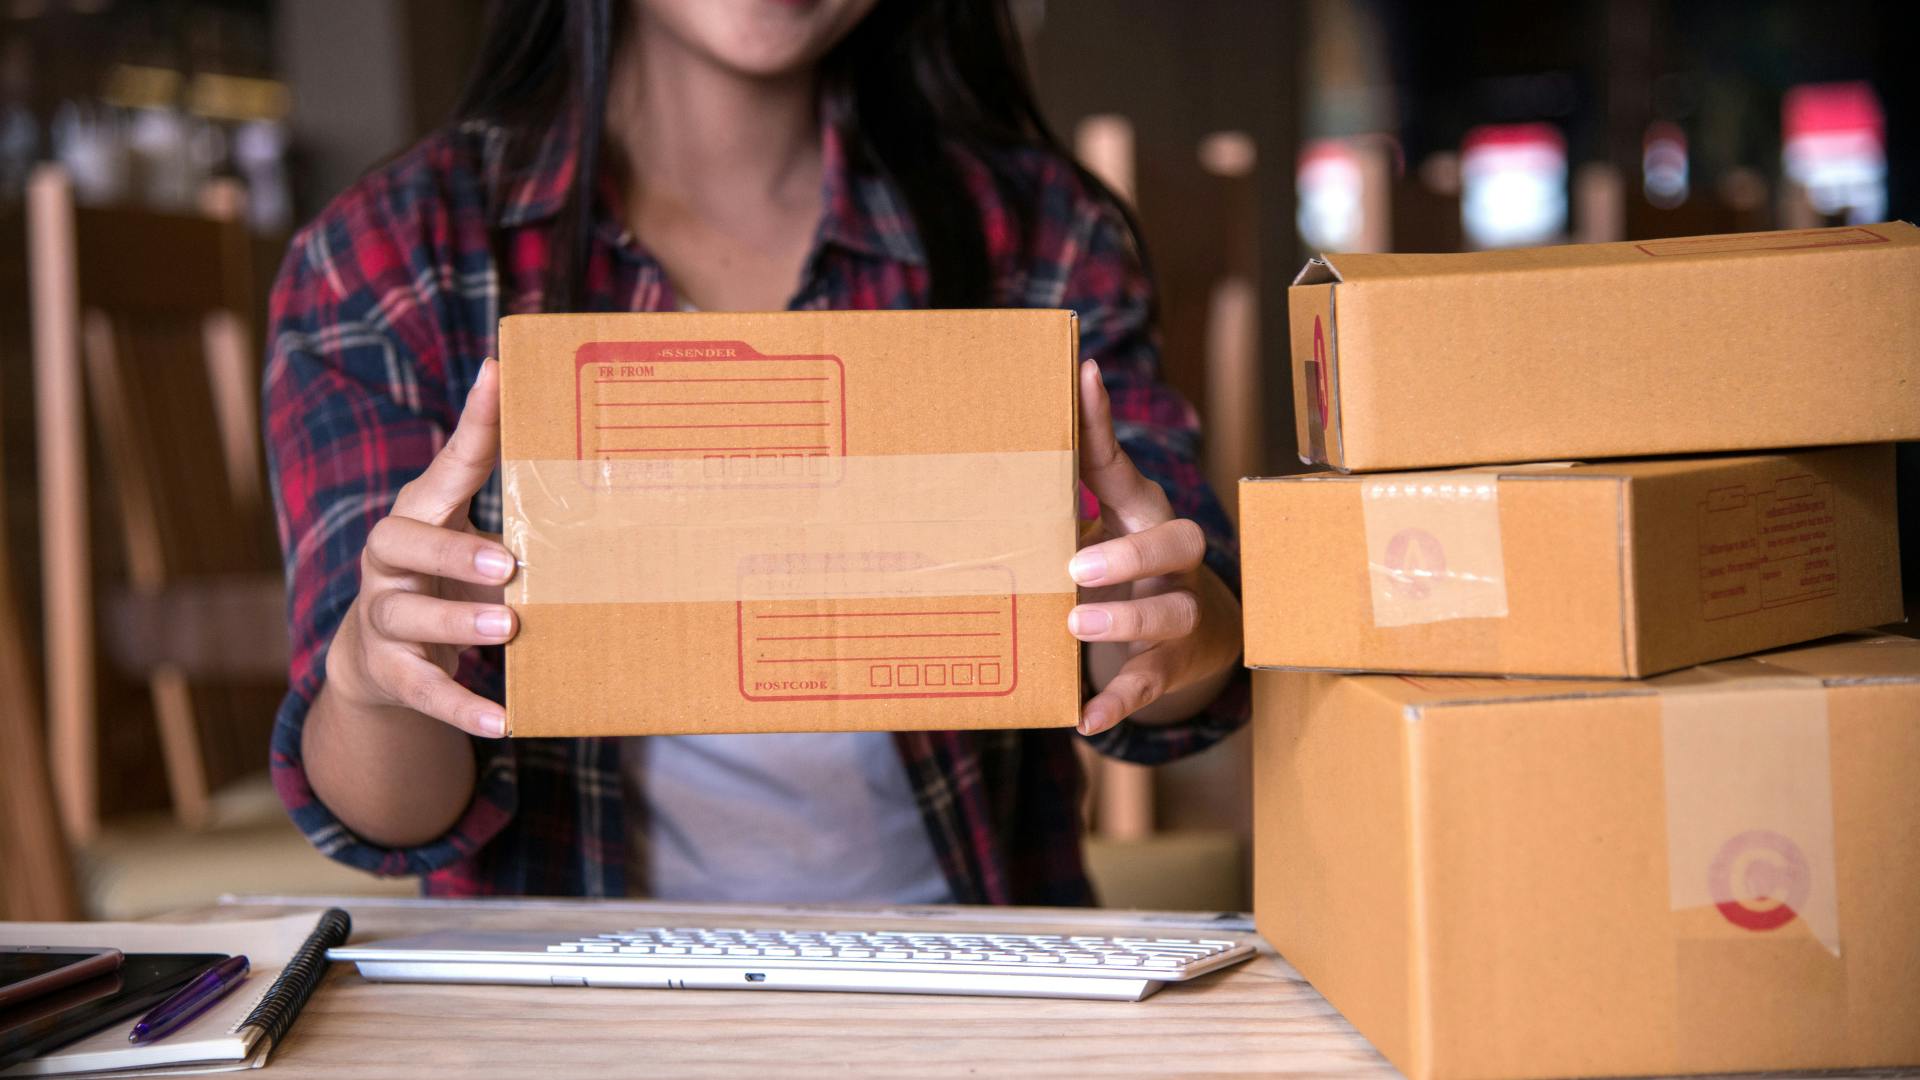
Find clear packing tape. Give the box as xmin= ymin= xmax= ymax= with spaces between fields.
xmin=1359 ymin=471 xmax=1511 ymax=627
xmin=502 ymin=450 xmax=1079 ymax=604
xmin=1660 ymin=667 xmax=1840 ymax=956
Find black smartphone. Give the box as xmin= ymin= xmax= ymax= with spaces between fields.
xmin=0 ymin=948 xmax=123 ymax=1009
xmin=0 ymin=953 xmax=226 ymax=1067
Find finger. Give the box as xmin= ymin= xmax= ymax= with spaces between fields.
xmin=378 ymin=651 xmax=507 ymax=738
xmin=1068 ymin=518 xmax=1205 ymax=587
xmin=1078 ymin=360 xmax=1173 ymax=533
xmin=367 ymin=590 xmax=517 ymax=646
xmin=1068 ymin=589 xmax=1201 ymax=643
xmin=365 ymin=515 xmax=517 ymax=585
xmin=1079 ymin=648 xmax=1172 ymax=735
xmin=392 ymin=358 xmax=502 ymax=526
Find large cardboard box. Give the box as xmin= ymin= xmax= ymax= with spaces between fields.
xmin=1239 ymin=445 xmax=1902 ymax=678
xmin=498 ymin=311 xmax=1081 ymax=737
xmin=1253 ymin=634 xmax=1920 ymax=1080
xmin=1290 ymin=221 xmax=1920 ymax=471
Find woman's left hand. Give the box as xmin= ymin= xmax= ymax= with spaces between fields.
xmin=1069 ymin=360 xmax=1243 ymax=735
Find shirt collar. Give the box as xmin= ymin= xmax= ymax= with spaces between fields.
xmin=485 ymin=102 xmax=927 ymax=268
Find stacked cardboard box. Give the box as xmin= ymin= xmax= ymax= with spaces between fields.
xmin=1243 ymin=222 xmax=1920 ymax=1079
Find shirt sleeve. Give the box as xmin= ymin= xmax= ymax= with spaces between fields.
xmin=1035 ymin=166 xmax=1252 ymax=767
xmin=263 ymin=207 xmax=518 ymax=878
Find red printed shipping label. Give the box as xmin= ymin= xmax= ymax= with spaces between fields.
xmin=574 ymin=340 xmax=847 ymax=469
xmin=1697 ymin=473 xmax=1839 ymax=621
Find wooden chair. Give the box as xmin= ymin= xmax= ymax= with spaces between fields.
xmin=27 ymin=164 xmax=285 ymax=842
xmin=0 ymin=338 xmax=80 ymax=919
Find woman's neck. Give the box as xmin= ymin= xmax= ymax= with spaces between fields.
xmin=607 ymin=22 xmax=822 ymax=212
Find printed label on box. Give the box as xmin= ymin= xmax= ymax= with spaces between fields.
xmin=1697 ymin=473 xmax=1839 ymax=621
xmin=573 ymin=340 xmax=846 ymax=474
xmin=735 ymin=557 xmax=1018 ymax=702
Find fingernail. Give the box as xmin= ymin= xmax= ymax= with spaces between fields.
xmin=1068 ymin=550 xmax=1108 ymax=585
xmin=475 ymin=548 xmax=514 ymax=580
xmin=1078 ymin=707 xmax=1106 ymax=736
xmin=1068 ymin=607 xmax=1112 ymax=636
xmin=476 ymin=609 xmax=513 ymax=638
xmin=477 ymin=710 xmax=506 ymax=738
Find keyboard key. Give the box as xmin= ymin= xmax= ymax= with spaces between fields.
xmin=834 ymin=948 xmax=873 ymax=958
xmin=546 ymin=944 xmax=579 ymax=953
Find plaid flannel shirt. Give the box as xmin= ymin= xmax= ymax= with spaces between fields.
xmin=265 ymin=111 xmax=1250 ymax=905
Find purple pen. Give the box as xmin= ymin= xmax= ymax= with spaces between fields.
xmin=128 ymin=955 xmax=250 ymax=1044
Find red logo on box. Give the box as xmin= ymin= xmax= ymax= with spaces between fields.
xmin=1309 ymin=315 xmax=1331 ymax=428
xmin=1707 ymin=829 xmax=1810 ymax=933
xmin=1381 ymin=527 xmax=1447 ymax=601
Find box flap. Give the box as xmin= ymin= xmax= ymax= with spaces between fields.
xmin=1373 ymin=633 xmax=1920 ymax=713
xmin=1312 ymin=221 xmax=1920 ymax=284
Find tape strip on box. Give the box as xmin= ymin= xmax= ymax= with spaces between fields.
xmin=503 ymin=450 xmax=1078 ymax=604
xmin=1359 ymin=473 xmax=1509 ymax=626
xmin=1660 ymin=674 xmax=1840 ymax=955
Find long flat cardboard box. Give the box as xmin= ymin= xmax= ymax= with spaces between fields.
xmin=498 ymin=311 xmax=1081 ymax=737
xmin=1239 ymin=445 xmax=1902 ymax=678
xmin=1253 ymin=633 xmax=1920 ymax=1080
xmin=1290 ymin=221 xmax=1920 ymax=471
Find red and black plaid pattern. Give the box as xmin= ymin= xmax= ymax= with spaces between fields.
xmin=264 ymin=114 xmax=1249 ymax=903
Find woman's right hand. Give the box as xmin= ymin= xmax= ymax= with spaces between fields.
xmin=322 ymin=359 xmax=518 ymax=738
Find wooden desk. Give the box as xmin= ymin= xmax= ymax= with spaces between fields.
xmin=153 ymin=897 xmax=1917 ymax=1079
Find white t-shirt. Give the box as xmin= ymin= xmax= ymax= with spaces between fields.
xmin=621 ymin=733 xmax=953 ymax=904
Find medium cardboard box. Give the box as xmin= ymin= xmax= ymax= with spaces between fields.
xmin=1239 ymin=445 xmax=1902 ymax=678
xmin=498 ymin=311 xmax=1081 ymax=737
xmin=1290 ymin=221 xmax=1920 ymax=471
xmin=1253 ymin=634 xmax=1920 ymax=1080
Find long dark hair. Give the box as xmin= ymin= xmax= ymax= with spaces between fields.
xmin=454 ymin=0 xmax=1144 ymax=311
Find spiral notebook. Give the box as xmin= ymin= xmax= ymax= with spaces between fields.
xmin=0 ymin=908 xmax=349 ymax=1077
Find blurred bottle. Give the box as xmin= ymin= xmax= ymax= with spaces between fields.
xmin=52 ymin=101 xmax=129 ymax=204
xmin=232 ymin=117 xmax=288 ymax=233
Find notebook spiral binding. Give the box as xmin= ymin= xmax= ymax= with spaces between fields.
xmin=237 ymin=908 xmax=352 ymax=1052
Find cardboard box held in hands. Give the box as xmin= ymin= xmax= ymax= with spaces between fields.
xmin=1253 ymin=633 xmax=1920 ymax=1080
xmin=1290 ymin=221 xmax=1920 ymax=471
xmin=1238 ymin=445 xmax=1902 ymax=678
xmin=498 ymin=311 xmax=1081 ymax=737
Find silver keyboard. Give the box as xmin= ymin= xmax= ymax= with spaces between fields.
xmin=547 ymin=927 xmax=1239 ymax=971
xmin=332 ymin=925 xmax=1257 ymax=1001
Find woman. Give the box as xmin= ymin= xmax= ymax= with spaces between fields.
xmin=267 ymin=0 xmax=1247 ymax=904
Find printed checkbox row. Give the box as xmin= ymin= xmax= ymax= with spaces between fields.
xmin=702 ymin=452 xmax=831 ymax=478
xmin=870 ymin=662 xmax=1001 ymax=688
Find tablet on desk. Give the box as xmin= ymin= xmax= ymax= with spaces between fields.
xmin=0 ymin=950 xmax=122 ymax=1011
xmin=0 ymin=954 xmax=226 ymax=1069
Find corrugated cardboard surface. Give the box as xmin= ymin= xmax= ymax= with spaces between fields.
xmin=1291 ymin=221 xmax=1920 ymax=471
xmin=498 ymin=311 xmax=1081 ymax=736
xmin=1239 ymin=445 xmax=1902 ymax=677
xmin=1253 ymin=634 xmax=1920 ymax=1080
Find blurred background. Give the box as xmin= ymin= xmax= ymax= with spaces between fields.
xmin=2 ymin=0 xmax=1914 ymax=921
